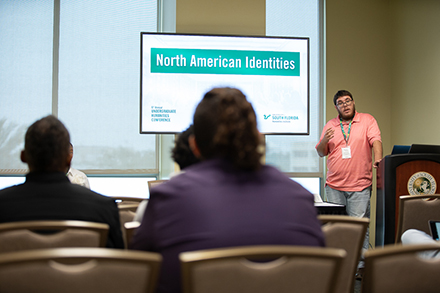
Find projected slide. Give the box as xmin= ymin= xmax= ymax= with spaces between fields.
xmin=140 ymin=33 xmax=309 ymax=135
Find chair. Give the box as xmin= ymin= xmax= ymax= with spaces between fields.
xmin=0 ymin=220 xmax=109 ymax=253
xmin=362 ymin=243 xmax=440 ymax=293
xmin=180 ymin=245 xmax=346 ymax=293
xmin=110 ymin=196 xmax=144 ymax=208
xmin=0 ymin=247 xmax=162 ymax=293
xmin=124 ymin=221 xmax=141 ymax=247
xmin=117 ymin=203 xmax=139 ymax=213
xmin=395 ymin=194 xmax=440 ymax=243
xmin=118 ymin=205 xmax=137 ymax=249
xmin=148 ymin=179 xmax=168 ymax=190
xmin=318 ymin=215 xmax=369 ymax=293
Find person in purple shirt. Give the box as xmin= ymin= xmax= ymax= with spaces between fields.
xmin=130 ymin=87 xmax=325 ymax=293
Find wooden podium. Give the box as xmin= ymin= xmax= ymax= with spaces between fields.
xmin=376 ymin=145 xmax=440 ymax=246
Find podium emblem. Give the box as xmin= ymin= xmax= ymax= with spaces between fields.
xmin=407 ymin=171 xmax=437 ymax=195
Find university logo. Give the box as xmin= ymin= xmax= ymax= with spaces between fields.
xmin=407 ymin=171 xmax=437 ymax=195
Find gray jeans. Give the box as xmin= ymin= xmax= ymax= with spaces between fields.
xmin=325 ymin=185 xmax=371 ymax=266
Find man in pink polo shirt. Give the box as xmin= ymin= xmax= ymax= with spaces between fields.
xmin=316 ymin=90 xmax=382 ymax=275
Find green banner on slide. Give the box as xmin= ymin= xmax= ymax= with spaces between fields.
xmin=150 ymin=48 xmax=300 ymax=76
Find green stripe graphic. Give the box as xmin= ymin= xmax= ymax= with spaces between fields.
xmin=150 ymin=48 xmax=300 ymax=76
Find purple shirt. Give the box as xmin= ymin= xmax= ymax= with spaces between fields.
xmin=131 ymin=159 xmax=325 ymax=293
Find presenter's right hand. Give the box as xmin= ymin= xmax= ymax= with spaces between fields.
xmin=323 ymin=128 xmax=335 ymax=143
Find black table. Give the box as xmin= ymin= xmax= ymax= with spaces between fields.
xmin=314 ymin=202 xmax=346 ymax=215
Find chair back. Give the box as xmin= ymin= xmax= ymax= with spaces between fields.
xmin=148 ymin=179 xmax=168 ymax=190
xmin=118 ymin=206 xmax=137 ymax=248
xmin=117 ymin=203 xmax=139 ymax=213
xmin=362 ymin=243 xmax=440 ymax=293
xmin=0 ymin=247 xmax=162 ymax=293
xmin=0 ymin=220 xmax=109 ymax=253
xmin=319 ymin=215 xmax=369 ymax=293
xmin=124 ymin=221 xmax=141 ymax=247
xmin=180 ymin=245 xmax=346 ymax=293
xmin=111 ymin=196 xmax=144 ymax=208
xmin=395 ymin=194 xmax=440 ymax=243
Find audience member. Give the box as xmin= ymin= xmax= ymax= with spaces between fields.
xmin=401 ymin=229 xmax=440 ymax=258
xmin=130 ymin=87 xmax=325 ymax=293
xmin=67 ymin=142 xmax=90 ymax=189
xmin=0 ymin=115 xmax=124 ymax=248
xmin=133 ymin=125 xmax=200 ymax=222
xmin=170 ymin=124 xmax=200 ymax=171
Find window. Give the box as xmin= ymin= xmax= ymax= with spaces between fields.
xmin=0 ymin=0 xmax=324 ymax=196
xmin=265 ymin=0 xmax=323 ymax=177
xmin=58 ymin=0 xmax=158 ymax=173
xmin=0 ymin=0 xmax=158 ymax=176
xmin=0 ymin=0 xmax=54 ymax=173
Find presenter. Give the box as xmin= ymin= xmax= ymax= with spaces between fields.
xmin=316 ymin=90 xmax=382 ymax=274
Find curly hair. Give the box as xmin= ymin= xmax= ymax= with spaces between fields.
xmin=193 ymin=87 xmax=262 ymax=171
xmin=24 ymin=115 xmax=70 ymax=171
xmin=171 ymin=125 xmax=200 ymax=169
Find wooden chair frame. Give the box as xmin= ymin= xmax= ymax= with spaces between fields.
xmin=363 ymin=243 xmax=440 ymax=293
xmin=147 ymin=180 xmax=168 ymax=190
xmin=0 ymin=220 xmax=109 ymax=249
xmin=0 ymin=247 xmax=162 ymax=293
xmin=395 ymin=194 xmax=440 ymax=243
xmin=180 ymin=245 xmax=346 ymax=293
xmin=124 ymin=221 xmax=141 ymax=247
xmin=110 ymin=197 xmax=144 ymax=206
xmin=318 ymin=215 xmax=369 ymax=293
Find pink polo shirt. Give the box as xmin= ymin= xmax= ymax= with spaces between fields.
xmin=316 ymin=112 xmax=381 ymax=191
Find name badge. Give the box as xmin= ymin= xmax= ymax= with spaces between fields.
xmin=342 ymin=146 xmax=351 ymax=159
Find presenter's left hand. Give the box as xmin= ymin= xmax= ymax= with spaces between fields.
xmin=373 ymin=159 xmax=381 ymax=169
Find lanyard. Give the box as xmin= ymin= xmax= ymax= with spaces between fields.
xmin=339 ymin=119 xmax=352 ymax=145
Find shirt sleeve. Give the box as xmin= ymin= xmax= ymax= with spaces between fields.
xmin=367 ymin=114 xmax=382 ymax=145
xmin=315 ymin=119 xmax=334 ymax=151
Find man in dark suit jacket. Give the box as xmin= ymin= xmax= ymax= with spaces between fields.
xmin=0 ymin=115 xmax=124 ymax=248
xmin=131 ymin=88 xmax=325 ymax=293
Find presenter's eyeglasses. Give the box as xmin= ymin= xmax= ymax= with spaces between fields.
xmin=336 ymin=99 xmax=353 ymax=107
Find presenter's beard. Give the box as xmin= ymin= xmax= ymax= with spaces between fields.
xmin=338 ymin=105 xmax=356 ymax=121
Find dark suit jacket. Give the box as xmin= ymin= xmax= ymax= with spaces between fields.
xmin=0 ymin=171 xmax=124 ymax=248
xmin=131 ymin=158 xmax=325 ymax=293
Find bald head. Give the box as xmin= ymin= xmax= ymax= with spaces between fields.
xmin=21 ymin=115 xmax=71 ymax=172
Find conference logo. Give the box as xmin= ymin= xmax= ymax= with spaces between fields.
xmin=262 ymin=114 xmax=299 ymax=123
xmin=407 ymin=171 xmax=437 ymax=195
xmin=150 ymin=106 xmax=176 ymax=122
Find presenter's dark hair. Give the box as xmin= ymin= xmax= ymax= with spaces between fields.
xmin=171 ymin=125 xmax=200 ymax=169
xmin=193 ymin=87 xmax=262 ymax=171
xmin=333 ymin=90 xmax=353 ymax=105
xmin=24 ymin=115 xmax=70 ymax=171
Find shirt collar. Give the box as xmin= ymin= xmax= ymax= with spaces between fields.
xmin=26 ymin=171 xmax=70 ymax=184
xmin=335 ymin=111 xmax=359 ymax=125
